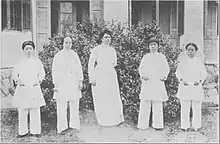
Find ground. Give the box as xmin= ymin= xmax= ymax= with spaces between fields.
xmin=1 ymin=102 xmax=219 ymax=143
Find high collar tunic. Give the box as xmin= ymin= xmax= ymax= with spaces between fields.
xmin=52 ymin=49 xmax=83 ymax=101
xmin=176 ymin=56 xmax=207 ymax=101
xmin=139 ymin=52 xmax=170 ymax=101
xmin=12 ymin=57 xmax=46 ymax=108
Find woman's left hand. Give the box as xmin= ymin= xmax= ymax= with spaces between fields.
xmin=160 ymin=76 xmax=166 ymax=81
xmin=194 ymin=81 xmax=200 ymax=86
xmin=78 ymin=81 xmax=83 ymax=90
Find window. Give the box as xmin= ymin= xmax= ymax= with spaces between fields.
xmin=207 ymin=1 xmax=218 ymax=36
xmin=1 ymin=0 xmax=31 ymax=31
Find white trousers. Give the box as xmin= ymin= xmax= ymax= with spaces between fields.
xmin=56 ymin=100 xmax=80 ymax=133
xmin=18 ymin=108 xmax=41 ymax=135
xmin=180 ymin=100 xmax=202 ymax=129
xmin=138 ymin=100 xmax=163 ymax=129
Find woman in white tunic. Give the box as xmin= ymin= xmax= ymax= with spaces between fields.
xmin=176 ymin=43 xmax=207 ymax=131
xmin=12 ymin=41 xmax=46 ymax=138
xmin=52 ymin=36 xmax=83 ymax=134
xmin=138 ymin=38 xmax=169 ymax=130
xmin=88 ymin=29 xmax=124 ymax=126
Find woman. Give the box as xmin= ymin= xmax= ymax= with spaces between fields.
xmin=12 ymin=40 xmax=46 ymax=138
xmin=176 ymin=43 xmax=207 ymax=131
xmin=138 ymin=38 xmax=169 ymax=130
xmin=88 ymin=29 xmax=124 ymax=126
xmin=52 ymin=36 xmax=83 ymax=134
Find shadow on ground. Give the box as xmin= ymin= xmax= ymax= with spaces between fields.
xmin=1 ymin=102 xmax=219 ymax=143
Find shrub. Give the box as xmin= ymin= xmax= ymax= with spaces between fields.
xmin=39 ymin=20 xmax=182 ymax=123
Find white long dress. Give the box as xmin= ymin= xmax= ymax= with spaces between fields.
xmin=88 ymin=44 xmax=124 ymax=126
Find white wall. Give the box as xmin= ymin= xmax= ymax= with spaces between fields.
xmin=1 ymin=31 xmax=32 ymax=68
xmin=104 ymin=0 xmax=128 ymax=24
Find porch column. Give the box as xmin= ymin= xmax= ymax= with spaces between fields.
xmin=156 ymin=0 xmax=159 ymax=24
xmin=0 ymin=0 xmax=1 ymax=49
xmin=204 ymin=0 xmax=208 ymax=37
xmin=180 ymin=0 xmax=204 ymax=59
xmin=103 ymin=0 xmax=129 ymax=24
xmin=31 ymin=0 xmax=37 ymax=45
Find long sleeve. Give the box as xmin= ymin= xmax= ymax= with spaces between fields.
xmin=160 ymin=55 xmax=170 ymax=79
xmin=52 ymin=54 xmax=59 ymax=86
xmin=139 ymin=55 xmax=148 ymax=77
xmin=176 ymin=61 xmax=183 ymax=81
xmin=112 ymin=49 xmax=117 ymax=67
xmin=38 ymin=59 xmax=45 ymax=83
xmin=74 ymin=52 xmax=83 ymax=82
xmin=88 ymin=48 xmax=97 ymax=83
xmin=199 ymin=61 xmax=207 ymax=83
xmin=12 ymin=63 xmax=20 ymax=84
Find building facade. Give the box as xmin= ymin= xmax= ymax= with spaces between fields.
xmin=0 ymin=0 xmax=219 ymax=67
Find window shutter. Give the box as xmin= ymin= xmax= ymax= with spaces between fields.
xmin=36 ymin=0 xmax=51 ymax=52
xmin=90 ymin=0 xmax=104 ymax=26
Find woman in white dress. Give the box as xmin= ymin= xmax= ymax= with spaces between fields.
xmin=88 ymin=29 xmax=124 ymax=126
xmin=52 ymin=36 xmax=83 ymax=134
xmin=137 ymin=38 xmax=169 ymax=130
xmin=12 ymin=40 xmax=46 ymax=138
xmin=176 ymin=43 xmax=207 ymax=131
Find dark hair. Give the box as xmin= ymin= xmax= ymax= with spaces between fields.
xmin=148 ymin=37 xmax=159 ymax=46
xmin=61 ymin=36 xmax=72 ymax=45
xmin=22 ymin=40 xmax=35 ymax=50
xmin=185 ymin=43 xmax=198 ymax=51
xmin=97 ymin=29 xmax=112 ymax=44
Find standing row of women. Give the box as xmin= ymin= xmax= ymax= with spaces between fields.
xmin=12 ymin=29 xmax=207 ymax=138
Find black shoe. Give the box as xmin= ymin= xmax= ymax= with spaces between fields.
xmin=154 ymin=128 xmax=163 ymax=131
xmin=59 ymin=129 xmax=69 ymax=135
xmin=180 ymin=128 xmax=189 ymax=132
xmin=17 ymin=133 xmax=28 ymax=138
xmin=30 ymin=134 xmax=41 ymax=138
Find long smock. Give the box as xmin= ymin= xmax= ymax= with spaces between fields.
xmin=12 ymin=57 xmax=46 ymax=108
xmin=139 ymin=52 xmax=170 ymax=101
xmin=176 ymin=56 xmax=207 ymax=101
xmin=52 ymin=49 xmax=83 ymax=101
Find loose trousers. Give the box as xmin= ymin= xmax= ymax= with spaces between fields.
xmin=18 ymin=108 xmax=41 ymax=135
xmin=56 ymin=100 xmax=80 ymax=133
xmin=138 ymin=100 xmax=163 ymax=129
xmin=180 ymin=100 xmax=202 ymax=130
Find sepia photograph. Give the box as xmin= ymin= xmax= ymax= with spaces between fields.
xmin=0 ymin=0 xmax=219 ymax=143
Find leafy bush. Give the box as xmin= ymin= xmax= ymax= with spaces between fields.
xmin=39 ymin=20 xmax=182 ymax=124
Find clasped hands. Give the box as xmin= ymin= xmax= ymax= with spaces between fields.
xmin=180 ymin=79 xmax=201 ymax=86
xmin=17 ymin=80 xmax=40 ymax=87
xmin=141 ymin=76 xmax=166 ymax=81
xmin=53 ymin=81 xmax=83 ymax=92
xmin=90 ymin=80 xmax=96 ymax=86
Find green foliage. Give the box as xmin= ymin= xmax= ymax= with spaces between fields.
xmin=39 ymin=20 xmax=182 ymax=123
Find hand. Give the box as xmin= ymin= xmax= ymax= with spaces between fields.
xmin=33 ymin=82 xmax=40 ymax=87
xmin=90 ymin=80 xmax=96 ymax=86
xmin=53 ymin=84 xmax=59 ymax=92
xmin=160 ymin=76 xmax=166 ymax=81
xmin=17 ymin=80 xmax=25 ymax=87
xmin=142 ymin=76 xmax=149 ymax=81
xmin=53 ymin=88 xmax=59 ymax=92
xmin=183 ymin=81 xmax=188 ymax=86
xmin=194 ymin=81 xmax=200 ymax=86
xmin=78 ymin=81 xmax=83 ymax=90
